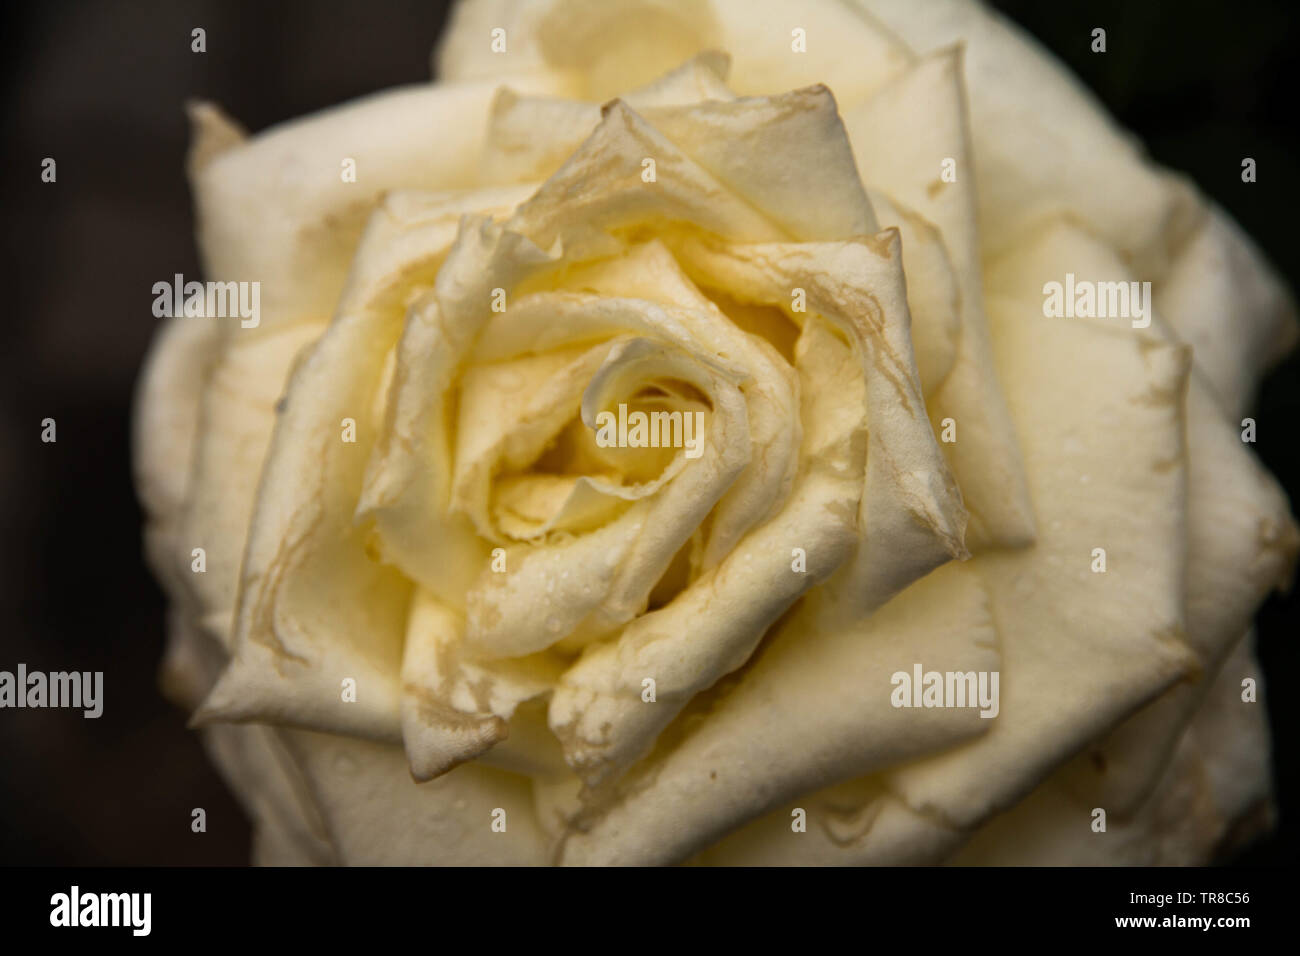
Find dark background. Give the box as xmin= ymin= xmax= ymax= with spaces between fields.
xmin=0 ymin=0 xmax=1295 ymax=865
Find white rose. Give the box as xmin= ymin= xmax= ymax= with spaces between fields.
xmin=134 ymin=0 xmax=1297 ymax=865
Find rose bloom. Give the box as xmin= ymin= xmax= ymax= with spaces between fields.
xmin=134 ymin=0 xmax=1297 ymax=865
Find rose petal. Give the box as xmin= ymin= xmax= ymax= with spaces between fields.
xmin=676 ymin=231 xmax=969 ymax=616
xmin=196 ymin=195 xmax=541 ymax=739
xmin=846 ymin=48 xmax=1035 ymax=551
xmin=400 ymin=588 xmax=567 ymax=780
xmin=548 ymin=314 xmax=867 ymax=787
xmin=462 ymin=336 xmax=751 ymax=659
xmin=278 ymin=731 xmax=551 ymax=865
xmin=488 ymin=83 xmax=879 ymax=244
xmin=437 ymin=0 xmax=913 ymax=107
xmin=481 ymin=51 xmax=736 ymax=184
xmin=1052 ymin=376 xmax=1296 ymax=814
xmin=556 ymin=562 xmax=1001 ymax=865
xmin=887 ymin=243 xmax=1201 ymax=831
xmin=638 ymin=85 xmax=877 ymax=240
xmin=133 ymin=314 xmax=221 ymax=601
xmin=509 ymin=99 xmax=785 ymax=255
xmin=864 ymin=190 xmax=961 ymax=397
xmin=950 ymin=632 xmax=1274 ymax=864
xmin=191 ymin=75 xmax=568 ymax=338
xmin=857 ymin=0 xmax=1202 ymax=278
xmin=1154 ymin=207 xmax=1299 ymax=417
xmin=178 ymin=324 xmax=323 ymax=647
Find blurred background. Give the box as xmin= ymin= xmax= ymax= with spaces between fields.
xmin=0 ymin=0 xmax=1296 ymax=865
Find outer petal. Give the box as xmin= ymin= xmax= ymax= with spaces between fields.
xmin=1050 ymin=374 xmax=1296 ymax=816
xmin=438 ymin=0 xmax=912 ymax=106
xmin=191 ymin=75 xmax=570 ymax=339
xmin=133 ymin=313 xmax=221 ymax=605
xmin=279 ymin=732 xmax=550 ymax=865
xmin=178 ymin=324 xmax=323 ymax=645
xmin=984 ymin=219 xmax=1296 ymax=816
xmin=856 ymin=0 xmax=1201 ymax=278
xmin=1155 ymin=207 xmax=1299 ymax=417
xmin=696 ymin=223 xmax=1214 ymax=867
xmin=951 ymin=632 xmax=1275 ymax=865
xmin=887 ymin=239 xmax=1201 ymax=833
xmin=137 ymin=105 xmax=245 ymax=623
xmin=689 ymin=780 xmax=963 ymax=866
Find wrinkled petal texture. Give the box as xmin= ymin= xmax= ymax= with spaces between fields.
xmin=133 ymin=0 xmax=1296 ymax=865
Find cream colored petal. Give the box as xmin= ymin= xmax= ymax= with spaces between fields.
xmin=440 ymin=0 xmax=913 ymax=105
xmin=133 ymin=315 xmax=221 ymax=602
xmin=864 ymin=190 xmax=960 ymax=397
xmin=182 ymin=179 xmax=533 ymax=653
xmin=677 ymin=231 xmax=969 ymax=617
xmin=690 ymin=779 xmax=964 ymax=866
xmin=508 ymin=99 xmax=785 ymax=255
xmin=558 ymin=562 xmax=1000 ymax=865
xmin=251 ymin=820 xmax=328 ymax=866
xmin=639 ymin=85 xmax=877 ymax=240
xmin=191 ymin=75 xmax=568 ymax=339
xmin=178 ymin=323 xmax=323 ymax=646
xmin=155 ymin=609 xmax=338 ymax=866
xmin=202 ymin=724 xmax=337 ymax=866
xmin=468 ymin=279 xmax=801 ymax=573
xmin=1185 ymin=633 xmax=1277 ymax=856
xmin=434 ymin=0 xmax=558 ymax=83
xmin=135 ymin=104 xmax=238 ymax=519
xmin=619 ymin=49 xmax=735 ymax=106
xmin=484 ymin=79 xmax=875 ymax=245
xmin=400 ymin=588 xmax=567 ymax=781
xmin=352 ymin=208 xmax=559 ymax=610
xmin=846 ymin=47 xmax=1034 ymax=551
xmin=185 ymin=101 xmax=246 ymax=176
xmin=157 ymin=610 xmax=223 ymax=715
xmin=950 ymin=632 xmax=1274 ymax=865
xmin=547 ymin=314 xmax=865 ymax=788
xmin=443 ymin=0 xmax=721 ymax=100
xmin=887 ymin=271 xmax=1200 ymax=833
xmin=137 ymin=158 xmax=315 ymax=661
xmin=481 ymin=89 xmax=602 ymax=185
xmin=195 ymin=195 xmax=514 ymax=740
xmin=856 ymin=0 xmax=1202 ymax=278
xmin=705 ymin=239 xmax=1214 ymax=867
xmin=706 ymin=0 xmax=912 ymax=105
xmin=134 ymin=109 xmax=237 ymax=596
xmin=1052 ymin=374 xmax=1296 ymax=814
xmin=279 ymin=731 xmax=550 ymax=865
xmin=450 ymin=341 xmax=632 ymax=540
xmin=981 ymin=216 xmax=1294 ymax=815
xmin=463 ymin=337 xmax=751 ymax=660
xmin=480 ymin=52 xmax=736 ymax=184
xmin=1155 ymin=206 xmax=1299 ymax=417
